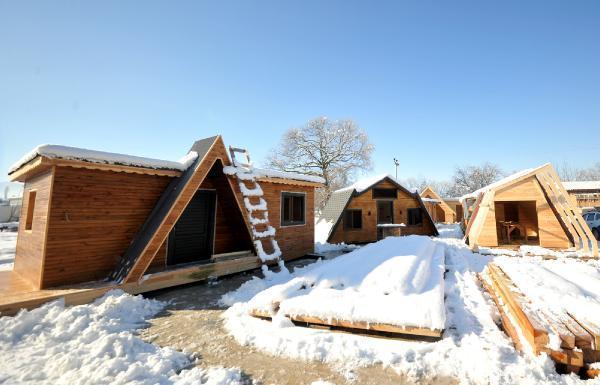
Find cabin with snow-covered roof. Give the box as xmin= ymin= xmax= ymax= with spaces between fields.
xmin=317 ymin=175 xmax=437 ymax=244
xmin=420 ymin=186 xmax=456 ymax=223
xmin=1 ymin=135 xmax=323 ymax=314
xmin=461 ymin=163 xmax=597 ymax=256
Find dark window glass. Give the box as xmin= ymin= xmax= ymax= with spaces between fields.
xmin=281 ymin=193 xmax=305 ymax=226
xmin=372 ymin=188 xmax=397 ymax=199
xmin=344 ymin=210 xmax=362 ymax=229
xmin=408 ymin=208 xmax=423 ymax=226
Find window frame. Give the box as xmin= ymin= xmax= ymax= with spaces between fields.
xmin=25 ymin=189 xmax=37 ymax=231
xmin=407 ymin=207 xmax=423 ymax=226
xmin=344 ymin=209 xmax=363 ymax=230
xmin=372 ymin=188 xmax=397 ymax=200
xmin=280 ymin=191 xmax=306 ymax=227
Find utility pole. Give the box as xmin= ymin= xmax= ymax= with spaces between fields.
xmin=393 ymin=158 xmax=399 ymax=179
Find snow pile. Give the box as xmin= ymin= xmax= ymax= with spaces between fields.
xmin=0 ymin=290 xmax=244 ymax=385
xmin=0 ymin=231 xmax=17 ymax=271
xmin=223 ymin=237 xmax=585 ymax=384
xmin=9 ymin=144 xmax=199 ymax=173
xmin=494 ymin=256 xmax=600 ymax=328
xmin=314 ymin=242 xmax=360 ymax=254
xmin=436 ymin=223 xmax=463 ymax=239
xmin=247 ymin=236 xmax=446 ymax=330
xmin=314 ymin=218 xmax=334 ymax=244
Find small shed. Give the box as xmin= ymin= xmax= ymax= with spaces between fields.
xmin=443 ymin=197 xmax=463 ymax=223
xmin=317 ymin=175 xmax=438 ymax=244
xmin=420 ymin=186 xmax=456 ymax=223
xmin=461 ymin=163 xmax=597 ymax=256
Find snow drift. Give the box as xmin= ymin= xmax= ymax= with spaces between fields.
xmin=248 ymin=235 xmax=446 ymax=331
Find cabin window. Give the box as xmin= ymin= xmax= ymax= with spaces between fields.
xmin=372 ymin=188 xmax=397 ymax=199
xmin=407 ymin=208 xmax=423 ymax=226
xmin=281 ymin=192 xmax=305 ymax=226
xmin=25 ymin=190 xmax=37 ymax=231
xmin=344 ymin=209 xmax=362 ymax=229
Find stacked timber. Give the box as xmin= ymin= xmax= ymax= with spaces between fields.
xmin=480 ymin=263 xmax=600 ymax=377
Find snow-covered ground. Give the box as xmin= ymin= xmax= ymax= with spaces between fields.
xmin=0 ymin=230 xmax=17 ymax=271
xmin=0 ymin=290 xmax=246 ymax=385
xmin=2 ymin=224 xmax=600 ymax=384
xmin=222 ymin=225 xmax=600 ymax=384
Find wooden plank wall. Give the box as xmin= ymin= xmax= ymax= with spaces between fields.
xmin=237 ymin=181 xmax=315 ymax=260
xmin=475 ymin=176 xmax=571 ymax=249
xmin=13 ymin=169 xmax=54 ymax=289
xmin=329 ymin=180 xmax=436 ymax=244
xmin=42 ymin=167 xmax=172 ymax=288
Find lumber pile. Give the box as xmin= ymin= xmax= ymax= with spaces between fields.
xmin=480 ymin=263 xmax=600 ymax=376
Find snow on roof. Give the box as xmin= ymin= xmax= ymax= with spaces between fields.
xmin=421 ymin=197 xmax=440 ymax=203
xmin=562 ymin=181 xmax=600 ymax=191
xmin=9 ymin=144 xmax=198 ymax=174
xmin=336 ymin=174 xmax=407 ymax=194
xmin=460 ymin=163 xmax=550 ymax=201
xmin=253 ymin=168 xmax=325 ymax=184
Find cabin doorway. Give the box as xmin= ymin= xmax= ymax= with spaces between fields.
xmin=377 ymin=201 xmax=394 ymax=224
xmin=167 ymin=189 xmax=216 ymax=265
xmin=494 ymin=201 xmax=539 ymax=247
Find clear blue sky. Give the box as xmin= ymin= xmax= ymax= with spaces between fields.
xmin=1 ymin=1 xmax=599 ymax=184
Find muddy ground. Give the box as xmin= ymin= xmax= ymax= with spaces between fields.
xmin=140 ymin=258 xmax=457 ymax=385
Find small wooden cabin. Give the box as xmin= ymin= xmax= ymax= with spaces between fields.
xmin=2 ymin=135 xmax=323 ymax=313
xmin=318 ymin=175 xmax=438 ymax=244
xmin=562 ymin=181 xmax=600 ymax=210
xmin=443 ymin=198 xmax=463 ymax=223
xmin=462 ymin=163 xmax=598 ymax=256
xmin=420 ymin=186 xmax=456 ymax=223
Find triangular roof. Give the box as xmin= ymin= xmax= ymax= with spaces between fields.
xmin=111 ymin=135 xmax=255 ymax=283
xmin=420 ymin=186 xmax=455 ymax=216
xmin=463 ymin=163 xmax=597 ymax=256
xmin=319 ymin=175 xmax=438 ymax=243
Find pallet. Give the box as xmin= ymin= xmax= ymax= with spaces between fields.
xmin=480 ymin=264 xmax=600 ymax=374
xmin=250 ymin=309 xmax=443 ymax=341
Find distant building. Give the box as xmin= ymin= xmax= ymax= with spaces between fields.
xmin=562 ymin=181 xmax=600 ymax=210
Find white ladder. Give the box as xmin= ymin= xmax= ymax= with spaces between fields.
xmin=226 ymin=146 xmax=283 ymax=271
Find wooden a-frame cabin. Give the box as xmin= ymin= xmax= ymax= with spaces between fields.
xmin=462 ymin=163 xmax=598 ymax=256
xmin=1 ymin=135 xmax=324 ymax=314
xmin=420 ymin=186 xmax=456 ymax=223
xmin=318 ymin=175 xmax=438 ymax=244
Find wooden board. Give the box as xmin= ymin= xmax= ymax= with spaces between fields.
xmin=250 ymin=310 xmax=443 ymax=340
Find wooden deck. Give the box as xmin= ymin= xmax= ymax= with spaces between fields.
xmin=0 ymin=253 xmax=263 ymax=316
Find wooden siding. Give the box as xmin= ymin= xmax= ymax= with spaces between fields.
xmin=233 ymin=181 xmax=315 ymax=260
xmin=42 ymin=167 xmax=172 ymax=287
xmin=329 ymin=180 xmax=436 ymax=244
xmin=13 ymin=168 xmax=54 ymax=289
xmin=474 ymin=176 xmax=571 ymax=249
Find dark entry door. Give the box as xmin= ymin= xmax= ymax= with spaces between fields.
xmin=377 ymin=201 xmax=394 ymax=224
xmin=167 ymin=190 xmax=216 ymax=265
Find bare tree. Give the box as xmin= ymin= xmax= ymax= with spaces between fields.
xmin=265 ymin=117 xmax=374 ymax=209
xmin=557 ymin=161 xmax=600 ymax=181
xmin=401 ymin=177 xmax=453 ymax=197
xmin=445 ymin=163 xmax=504 ymax=197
